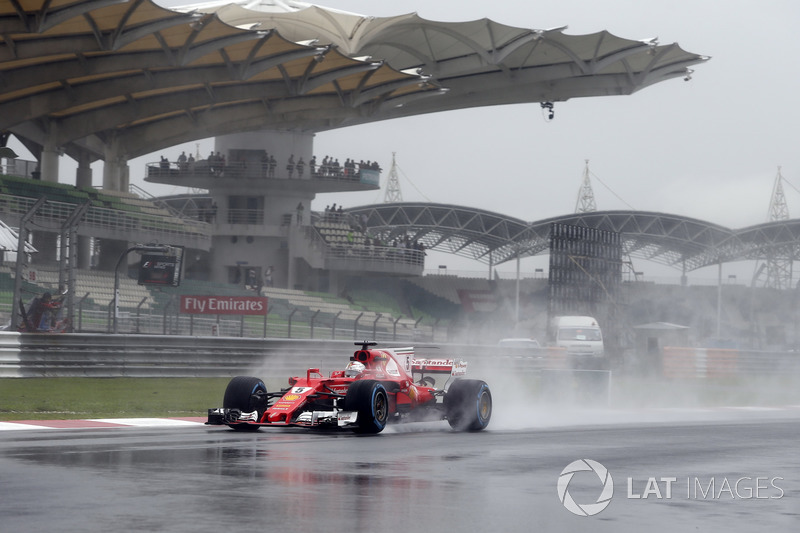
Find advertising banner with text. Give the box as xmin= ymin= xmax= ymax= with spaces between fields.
xmin=180 ymin=295 xmax=268 ymax=315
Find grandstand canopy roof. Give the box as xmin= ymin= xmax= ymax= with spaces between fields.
xmin=348 ymin=203 xmax=800 ymax=271
xmin=0 ymin=0 xmax=707 ymax=163
xmin=0 ymin=219 xmax=37 ymax=253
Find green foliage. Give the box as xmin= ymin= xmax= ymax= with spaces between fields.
xmin=0 ymin=377 xmax=229 ymax=420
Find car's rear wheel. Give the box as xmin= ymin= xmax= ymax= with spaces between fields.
xmin=344 ymin=380 xmax=389 ymax=434
xmin=222 ymin=376 xmax=268 ymax=431
xmin=444 ymin=379 xmax=492 ymax=431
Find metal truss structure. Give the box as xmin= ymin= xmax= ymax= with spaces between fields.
xmin=755 ymin=168 xmax=793 ymax=288
xmin=574 ymin=160 xmax=598 ymax=213
xmin=348 ymin=203 xmax=800 ymax=272
xmin=383 ymin=154 xmax=403 ymax=203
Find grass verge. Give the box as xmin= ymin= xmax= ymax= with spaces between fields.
xmin=0 ymin=378 xmax=230 ymax=421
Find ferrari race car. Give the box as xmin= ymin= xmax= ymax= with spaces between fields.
xmin=207 ymin=342 xmax=492 ymax=434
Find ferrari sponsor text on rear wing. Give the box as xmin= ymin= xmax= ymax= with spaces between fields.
xmin=411 ymin=358 xmax=467 ymax=376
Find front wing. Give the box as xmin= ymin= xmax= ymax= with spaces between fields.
xmin=207 ymin=407 xmax=358 ymax=429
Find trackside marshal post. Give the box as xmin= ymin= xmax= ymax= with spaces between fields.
xmin=181 ymin=296 xmax=268 ymax=315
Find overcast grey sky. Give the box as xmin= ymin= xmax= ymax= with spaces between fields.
xmin=19 ymin=0 xmax=800 ymax=279
xmin=309 ymin=1 xmax=800 ymax=278
xmin=308 ymin=0 xmax=799 ymax=228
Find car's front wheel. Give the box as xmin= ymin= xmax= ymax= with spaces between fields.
xmin=444 ymin=379 xmax=492 ymax=431
xmin=344 ymin=380 xmax=389 ymax=434
xmin=222 ymin=376 xmax=268 ymax=431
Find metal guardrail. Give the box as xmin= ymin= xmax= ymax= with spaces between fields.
xmin=0 ymin=334 xmax=559 ymax=378
xmin=3 ymin=332 xmax=799 ymax=379
xmin=0 ymin=334 xmax=345 ymax=378
xmin=146 ymin=161 xmax=380 ymax=185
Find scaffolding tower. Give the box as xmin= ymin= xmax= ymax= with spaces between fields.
xmin=756 ymin=167 xmax=792 ymax=289
xmin=575 ymin=159 xmax=597 ymax=213
xmin=383 ymin=153 xmax=403 ymax=203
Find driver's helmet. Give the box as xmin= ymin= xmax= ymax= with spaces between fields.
xmin=345 ymin=360 xmax=365 ymax=377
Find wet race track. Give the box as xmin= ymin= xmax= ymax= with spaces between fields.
xmin=1 ymin=409 xmax=799 ymax=533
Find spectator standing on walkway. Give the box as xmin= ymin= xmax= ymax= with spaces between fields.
xmin=261 ymin=152 xmax=269 ymax=177
xmin=296 ymin=157 xmax=305 ymax=178
xmin=287 ymin=154 xmax=295 ymax=178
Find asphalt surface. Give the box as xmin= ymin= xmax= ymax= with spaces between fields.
xmin=1 ymin=409 xmax=799 ymax=533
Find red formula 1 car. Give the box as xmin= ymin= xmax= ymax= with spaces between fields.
xmin=207 ymin=342 xmax=492 ymax=434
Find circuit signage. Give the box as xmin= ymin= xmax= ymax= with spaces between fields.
xmin=180 ymin=295 xmax=268 ymax=315
xmin=138 ymin=247 xmax=184 ymax=287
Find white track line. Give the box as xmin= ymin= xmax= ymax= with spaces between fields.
xmin=0 ymin=418 xmax=206 ymax=431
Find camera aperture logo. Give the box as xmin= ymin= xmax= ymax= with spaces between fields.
xmin=557 ymin=459 xmax=614 ymax=516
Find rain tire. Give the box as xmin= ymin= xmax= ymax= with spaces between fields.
xmin=222 ymin=376 xmax=268 ymax=431
xmin=344 ymin=380 xmax=389 ymax=434
xmin=444 ymin=379 xmax=492 ymax=431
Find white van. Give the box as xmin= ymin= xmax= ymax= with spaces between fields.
xmin=552 ymin=316 xmax=605 ymax=365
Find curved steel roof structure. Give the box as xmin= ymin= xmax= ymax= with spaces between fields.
xmin=0 ymin=0 xmax=707 ymax=165
xmin=347 ymin=203 xmax=800 ymax=271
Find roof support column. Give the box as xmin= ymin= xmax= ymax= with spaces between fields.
xmin=75 ymin=150 xmax=93 ymax=269
xmin=39 ymin=139 xmax=60 ymax=183
xmin=75 ymin=150 xmax=92 ymax=189
xmin=120 ymin=160 xmax=129 ymax=192
xmin=716 ymin=262 xmax=722 ymax=339
xmin=102 ymin=142 xmax=127 ymax=191
xmin=30 ymin=135 xmax=58 ymax=264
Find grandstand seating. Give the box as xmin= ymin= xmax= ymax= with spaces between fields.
xmin=0 ymin=265 xmax=154 ymax=309
xmin=260 ymin=286 xmax=417 ymax=329
xmin=99 ymin=188 xmax=180 ymax=218
xmin=407 ymin=276 xmax=498 ymax=312
xmin=0 ymin=260 xmax=416 ymax=330
xmin=1 ymin=175 xmax=129 ymax=211
xmin=0 ymin=174 xmax=205 ymax=237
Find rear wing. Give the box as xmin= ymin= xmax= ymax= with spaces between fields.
xmin=411 ymin=358 xmax=467 ymax=376
xmin=388 ymin=347 xmax=468 ymax=377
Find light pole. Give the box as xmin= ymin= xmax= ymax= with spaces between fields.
xmin=113 ymin=244 xmax=170 ymax=334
